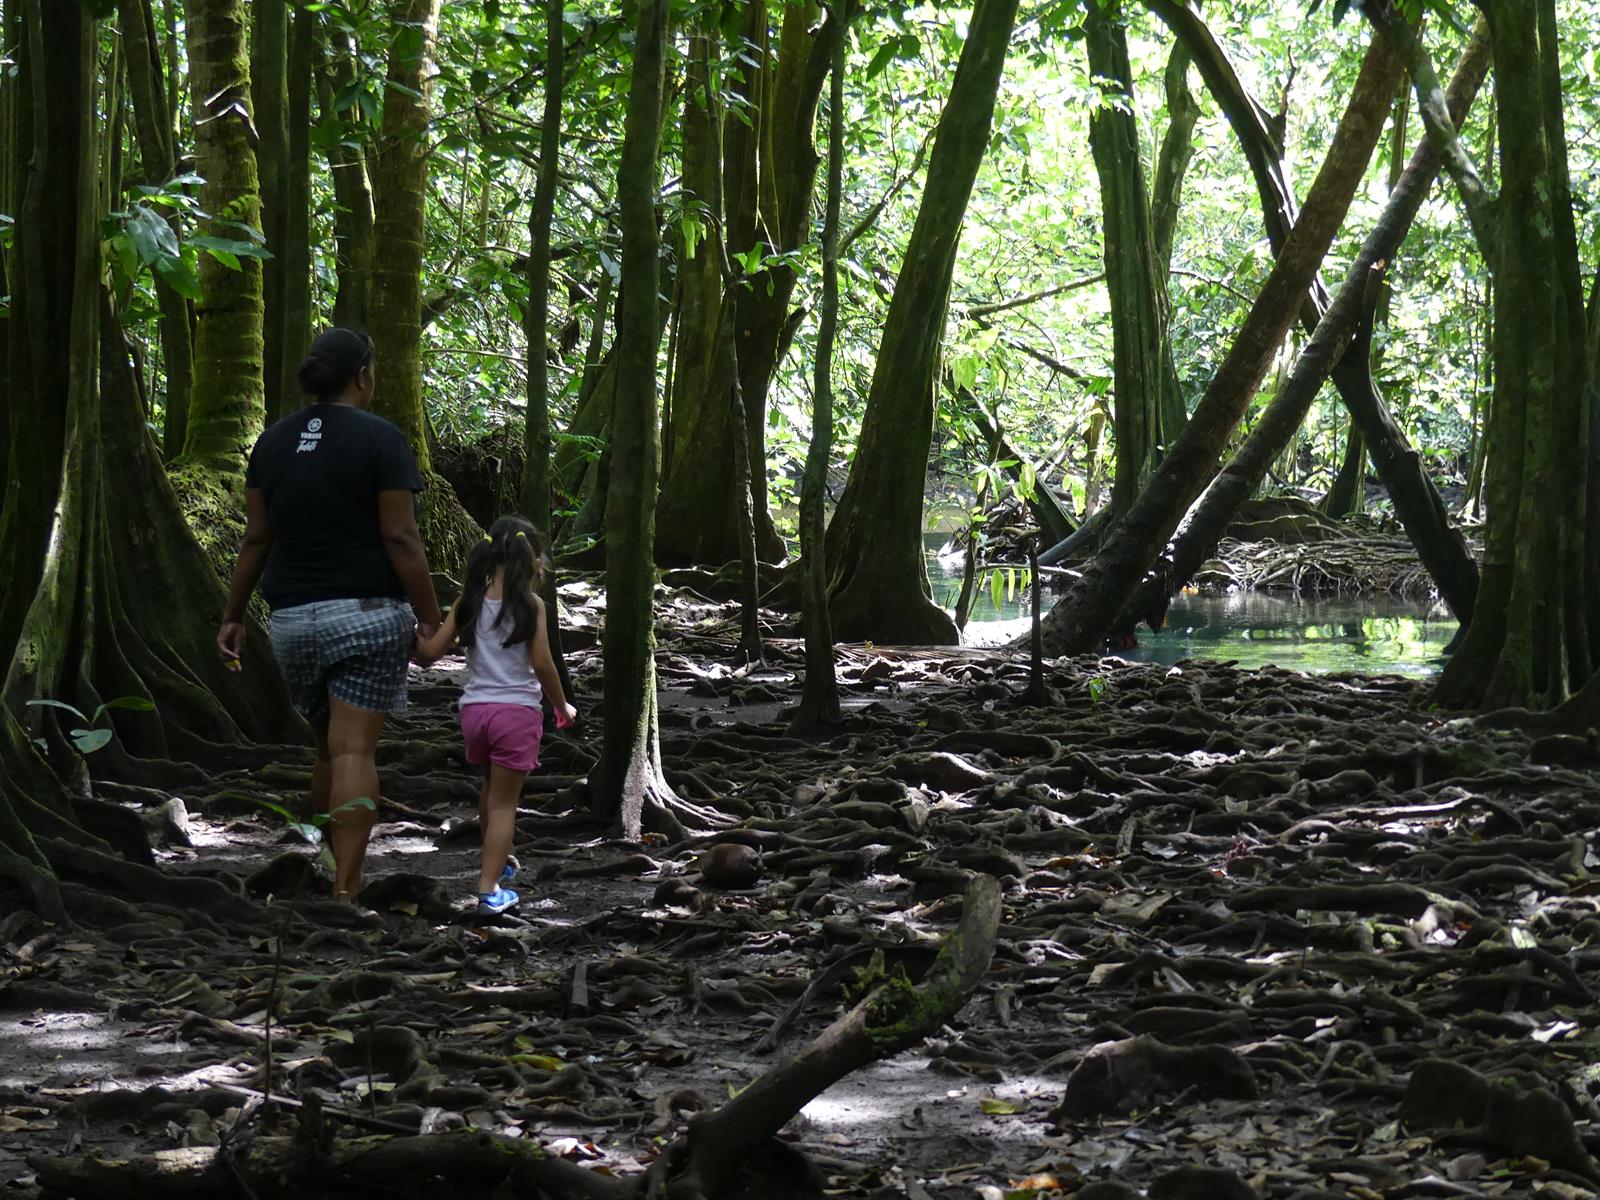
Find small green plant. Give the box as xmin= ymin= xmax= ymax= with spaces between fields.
xmin=27 ymin=695 xmax=156 ymax=755
xmin=255 ymin=797 xmax=377 ymax=871
xmin=1086 ymin=675 xmax=1110 ymax=706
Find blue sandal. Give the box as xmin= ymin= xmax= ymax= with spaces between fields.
xmin=478 ymin=886 xmax=520 ymax=915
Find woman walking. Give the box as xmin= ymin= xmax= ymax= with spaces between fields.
xmin=218 ymin=328 xmax=442 ymax=900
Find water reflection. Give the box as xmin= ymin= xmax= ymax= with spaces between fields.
xmin=926 ymin=557 xmax=1457 ymax=676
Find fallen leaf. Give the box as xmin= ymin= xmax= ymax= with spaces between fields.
xmin=979 ymin=1097 xmax=1021 ymax=1115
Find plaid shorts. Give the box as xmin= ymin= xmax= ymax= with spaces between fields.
xmin=269 ymin=598 xmax=415 ymax=720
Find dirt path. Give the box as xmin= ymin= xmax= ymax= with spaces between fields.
xmin=5 ymin=619 xmax=1600 ymax=1198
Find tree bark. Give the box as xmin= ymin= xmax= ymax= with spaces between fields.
xmin=1087 ymin=0 xmax=1179 ymax=515
xmin=598 ymin=0 xmax=672 ymax=842
xmin=278 ymin=5 xmax=314 ymax=421
xmin=368 ymin=0 xmax=481 ymax=574
xmin=175 ymin=0 xmax=265 ymax=483
xmin=252 ymin=0 xmax=289 ymax=422
xmin=119 ymin=0 xmax=193 ymax=459
xmin=320 ymin=28 xmax=375 ymax=331
xmin=823 ymin=0 xmax=1022 ymax=646
xmin=519 ymin=0 xmax=572 ymax=698
xmin=793 ymin=1 xmax=846 ymax=734
xmin=1440 ymin=0 xmax=1590 ymax=711
xmin=1037 ymin=27 xmax=1403 ymax=655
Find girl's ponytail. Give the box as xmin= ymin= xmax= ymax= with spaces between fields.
xmin=459 ymin=516 xmax=547 ymax=650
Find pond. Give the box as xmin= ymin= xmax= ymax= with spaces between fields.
xmin=926 ymin=557 xmax=1459 ymax=677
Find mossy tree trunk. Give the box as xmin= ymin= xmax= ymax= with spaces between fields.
xmin=822 ymin=0 xmax=1022 ymax=646
xmin=726 ymin=2 xmax=845 ymax=564
xmin=1087 ymin=0 xmax=1181 ymax=516
xmin=654 ymin=25 xmax=741 ymax=566
xmin=368 ymin=0 xmax=481 ymax=575
xmin=0 ymin=1 xmax=299 ymax=916
xmin=176 ymin=0 xmax=265 ymax=484
xmin=520 ymin=0 xmax=571 ymax=696
xmin=119 ymin=0 xmax=193 ymax=459
xmin=1037 ymin=27 xmax=1403 ymax=654
xmin=794 ymin=1 xmax=846 ymax=731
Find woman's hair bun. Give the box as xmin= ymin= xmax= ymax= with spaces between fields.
xmin=297 ymin=328 xmax=374 ymax=398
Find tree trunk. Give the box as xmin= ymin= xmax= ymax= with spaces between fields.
xmin=597 ymin=0 xmax=672 ymax=841
xmin=320 ymin=28 xmax=375 ymax=331
xmin=175 ymin=0 xmax=265 ymax=483
xmin=0 ymin=3 xmax=299 ymax=912
xmin=520 ymin=0 xmax=572 ymax=698
xmin=278 ymin=5 xmax=314 ymax=421
xmin=1439 ymin=1 xmax=1590 ymax=711
xmin=1322 ymin=424 xmax=1365 ymax=518
xmin=1037 ymin=27 xmax=1403 ymax=654
xmin=119 ymin=0 xmax=193 ymax=460
xmin=252 ymin=0 xmax=289 ymax=422
xmin=1150 ymin=33 xmax=1197 ymax=281
xmin=823 ymin=0 xmax=1022 ymax=646
xmin=1087 ymin=0 xmax=1179 ymax=515
xmin=792 ymin=3 xmax=846 ymax=732
xmin=729 ymin=2 xmax=843 ymax=564
xmin=654 ymin=26 xmax=742 ymax=566
xmin=368 ymin=0 xmax=481 ymax=575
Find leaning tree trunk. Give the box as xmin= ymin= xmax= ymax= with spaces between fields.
xmin=1087 ymin=0 xmax=1180 ymax=515
xmin=1114 ymin=28 xmax=1490 ymax=636
xmin=519 ymin=0 xmax=572 ymax=697
xmin=174 ymin=0 xmax=265 ymax=485
xmin=368 ymin=0 xmax=481 ymax=577
xmin=119 ymin=0 xmax=193 ymax=459
xmin=823 ymin=0 xmax=1022 ymax=646
xmin=1037 ymin=26 xmax=1403 ymax=655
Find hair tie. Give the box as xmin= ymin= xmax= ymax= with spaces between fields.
xmin=483 ymin=533 xmax=493 ymax=543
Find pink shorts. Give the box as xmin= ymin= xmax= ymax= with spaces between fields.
xmin=460 ymin=703 xmax=543 ymax=773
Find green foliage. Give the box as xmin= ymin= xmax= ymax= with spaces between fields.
xmin=27 ymin=696 xmax=157 ymax=756
xmin=254 ymin=796 xmax=378 ymax=871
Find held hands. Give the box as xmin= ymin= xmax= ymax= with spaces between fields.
xmin=554 ymin=701 xmax=578 ymax=730
xmin=414 ymin=620 xmax=441 ymax=668
xmin=217 ymin=622 xmax=245 ymax=672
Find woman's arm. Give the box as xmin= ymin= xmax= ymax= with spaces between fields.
xmin=415 ymin=600 xmax=461 ymax=661
xmin=529 ymin=594 xmax=577 ymax=727
xmin=218 ymin=489 xmax=274 ymax=665
xmin=378 ymin=489 xmax=444 ymax=638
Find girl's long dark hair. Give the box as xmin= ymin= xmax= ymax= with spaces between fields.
xmin=457 ymin=516 xmax=547 ymax=650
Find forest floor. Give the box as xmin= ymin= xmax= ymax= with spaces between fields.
xmin=4 ymin=581 xmax=1600 ymax=1200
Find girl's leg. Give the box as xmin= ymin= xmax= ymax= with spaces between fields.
xmin=326 ymin=698 xmax=386 ymax=897
xmin=477 ymin=766 xmax=491 ymax=834
xmin=477 ymin=764 xmax=526 ymax=894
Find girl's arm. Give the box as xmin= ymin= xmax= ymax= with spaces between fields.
xmin=530 ymin=594 xmax=577 ymax=727
xmin=415 ymin=600 xmax=461 ymax=662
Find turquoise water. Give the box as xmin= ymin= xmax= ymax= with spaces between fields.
xmin=926 ymin=558 xmax=1457 ymax=676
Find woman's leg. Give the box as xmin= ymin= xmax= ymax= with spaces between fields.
xmin=326 ymin=698 xmax=386 ymax=897
xmin=477 ymin=764 xmax=526 ymax=894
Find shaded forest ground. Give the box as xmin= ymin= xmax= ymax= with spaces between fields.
xmin=5 ymin=582 xmax=1600 ymax=1199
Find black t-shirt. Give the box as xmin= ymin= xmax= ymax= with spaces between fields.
xmin=245 ymin=403 xmax=424 ymax=610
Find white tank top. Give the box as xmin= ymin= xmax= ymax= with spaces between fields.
xmin=461 ymin=597 xmax=543 ymax=709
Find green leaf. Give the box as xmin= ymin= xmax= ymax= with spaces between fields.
xmin=92 ymin=695 xmax=157 ymax=724
xmin=989 ymin=567 xmax=1005 ymax=613
xmin=26 ymin=698 xmax=91 ymax=725
xmin=155 ymin=255 xmax=203 ymax=301
xmin=71 ymin=728 xmax=114 ymax=754
xmin=330 ymin=796 xmax=377 ymax=816
xmin=866 ymin=42 xmax=897 ymax=78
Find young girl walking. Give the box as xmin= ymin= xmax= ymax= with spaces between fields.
xmin=417 ymin=517 xmax=576 ymax=913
